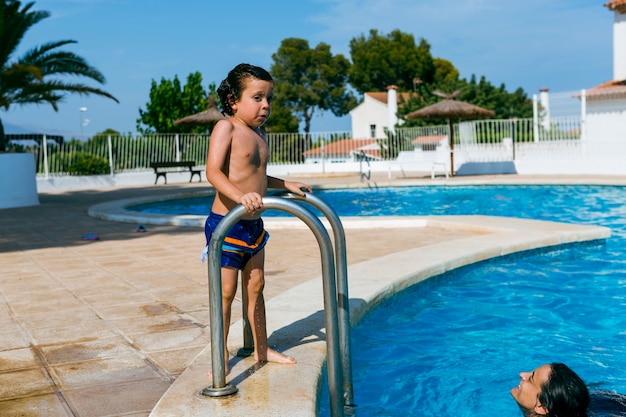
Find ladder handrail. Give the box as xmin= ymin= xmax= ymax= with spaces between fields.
xmin=282 ymin=192 xmax=355 ymax=414
xmin=202 ymin=196 xmax=347 ymax=417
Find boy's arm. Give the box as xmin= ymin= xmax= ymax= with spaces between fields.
xmin=267 ymin=175 xmax=312 ymax=196
xmin=205 ymin=120 xmax=246 ymax=203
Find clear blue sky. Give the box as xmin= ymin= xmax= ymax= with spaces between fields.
xmin=3 ymin=0 xmax=615 ymax=138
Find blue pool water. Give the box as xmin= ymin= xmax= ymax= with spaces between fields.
xmin=131 ymin=186 xmax=626 ymax=416
xmin=315 ymin=186 xmax=626 ymax=417
xmin=130 ymin=185 xmax=625 ymax=225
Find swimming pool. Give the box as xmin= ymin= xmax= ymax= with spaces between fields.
xmin=131 ymin=185 xmax=626 ymax=416
xmin=129 ymin=184 xmax=626 ymax=228
xmin=314 ymin=185 xmax=626 ymax=417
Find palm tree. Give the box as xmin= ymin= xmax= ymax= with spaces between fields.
xmin=0 ymin=0 xmax=119 ymax=151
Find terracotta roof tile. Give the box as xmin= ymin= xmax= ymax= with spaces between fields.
xmin=412 ymin=135 xmax=446 ymax=144
xmin=366 ymin=92 xmax=415 ymax=106
xmin=585 ymin=79 xmax=626 ymax=99
xmin=303 ymin=138 xmax=379 ymax=157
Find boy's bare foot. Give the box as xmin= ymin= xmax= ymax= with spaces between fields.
xmin=208 ymin=349 xmax=294 ymax=380
xmin=257 ymin=348 xmax=297 ymax=365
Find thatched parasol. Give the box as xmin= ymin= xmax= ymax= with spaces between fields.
xmin=173 ymin=96 xmax=225 ymax=127
xmin=405 ymin=91 xmax=494 ymax=176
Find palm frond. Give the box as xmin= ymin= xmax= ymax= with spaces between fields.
xmin=30 ymin=51 xmax=106 ymax=83
xmin=19 ymin=40 xmax=77 ymax=62
xmin=0 ymin=1 xmax=118 ymax=150
xmin=19 ymin=79 xmax=119 ymax=103
xmin=0 ymin=1 xmax=49 ymax=66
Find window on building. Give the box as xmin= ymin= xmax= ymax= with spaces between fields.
xmin=370 ymin=124 xmax=376 ymax=138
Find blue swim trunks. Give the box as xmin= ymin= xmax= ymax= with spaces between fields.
xmin=203 ymin=211 xmax=269 ymax=270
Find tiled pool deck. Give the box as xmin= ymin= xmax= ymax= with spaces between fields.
xmin=0 ymin=172 xmax=618 ymax=416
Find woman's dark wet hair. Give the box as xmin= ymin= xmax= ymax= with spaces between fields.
xmin=217 ymin=63 xmax=273 ymax=116
xmin=539 ymin=363 xmax=590 ymax=417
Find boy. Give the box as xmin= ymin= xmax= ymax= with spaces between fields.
xmin=205 ymin=63 xmax=311 ymax=374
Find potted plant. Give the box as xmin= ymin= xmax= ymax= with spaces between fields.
xmin=0 ymin=0 xmax=118 ymax=209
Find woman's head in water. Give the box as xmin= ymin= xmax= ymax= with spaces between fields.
xmin=511 ymin=363 xmax=589 ymax=417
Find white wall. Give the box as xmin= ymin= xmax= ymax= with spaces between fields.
xmin=586 ymin=97 xmax=626 ymax=152
xmin=0 ymin=154 xmax=39 ymax=208
xmin=349 ymin=95 xmax=389 ymax=138
xmin=36 ymin=171 xmax=195 ymax=192
xmin=613 ymin=11 xmax=626 ymax=81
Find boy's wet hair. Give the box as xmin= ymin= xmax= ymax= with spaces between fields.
xmin=217 ymin=63 xmax=273 ymax=116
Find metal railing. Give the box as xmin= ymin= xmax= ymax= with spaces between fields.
xmin=7 ymin=133 xmax=210 ymax=178
xmin=282 ymin=191 xmax=355 ymax=415
xmin=7 ymin=116 xmax=617 ymax=178
xmin=16 ymin=118 xmax=583 ymax=176
xmin=7 ymin=86 xmax=626 ymax=177
xmin=267 ymin=131 xmax=352 ymax=164
xmin=202 ymin=194 xmax=355 ymax=417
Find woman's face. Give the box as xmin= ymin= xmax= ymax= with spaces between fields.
xmin=510 ymin=364 xmax=552 ymax=415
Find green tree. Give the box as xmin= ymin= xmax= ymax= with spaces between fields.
xmin=0 ymin=0 xmax=119 ymax=151
xmin=432 ymin=58 xmax=461 ymax=92
xmin=348 ymin=28 xmax=531 ymax=125
xmin=271 ymin=37 xmax=356 ymax=134
xmin=96 ymin=128 xmax=121 ymax=136
xmin=136 ymin=72 xmax=211 ymax=134
xmin=398 ymin=75 xmax=532 ymax=126
xmin=348 ymin=29 xmax=435 ymax=93
xmin=460 ymin=75 xmax=532 ymax=119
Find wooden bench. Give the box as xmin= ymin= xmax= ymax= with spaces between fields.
xmin=149 ymin=161 xmax=202 ymax=184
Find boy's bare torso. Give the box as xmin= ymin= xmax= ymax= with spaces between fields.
xmin=212 ymin=121 xmax=269 ymax=217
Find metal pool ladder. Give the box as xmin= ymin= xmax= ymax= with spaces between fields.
xmin=201 ymin=192 xmax=356 ymax=417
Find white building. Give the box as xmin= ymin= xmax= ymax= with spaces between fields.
xmin=584 ymin=0 xmax=626 ymax=149
xmin=349 ymin=86 xmax=413 ymax=139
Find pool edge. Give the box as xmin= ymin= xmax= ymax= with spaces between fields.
xmin=148 ymin=216 xmax=610 ymax=417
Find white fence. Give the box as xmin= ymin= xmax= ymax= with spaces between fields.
xmin=9 ymin=88 xmax=626 ymax=181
